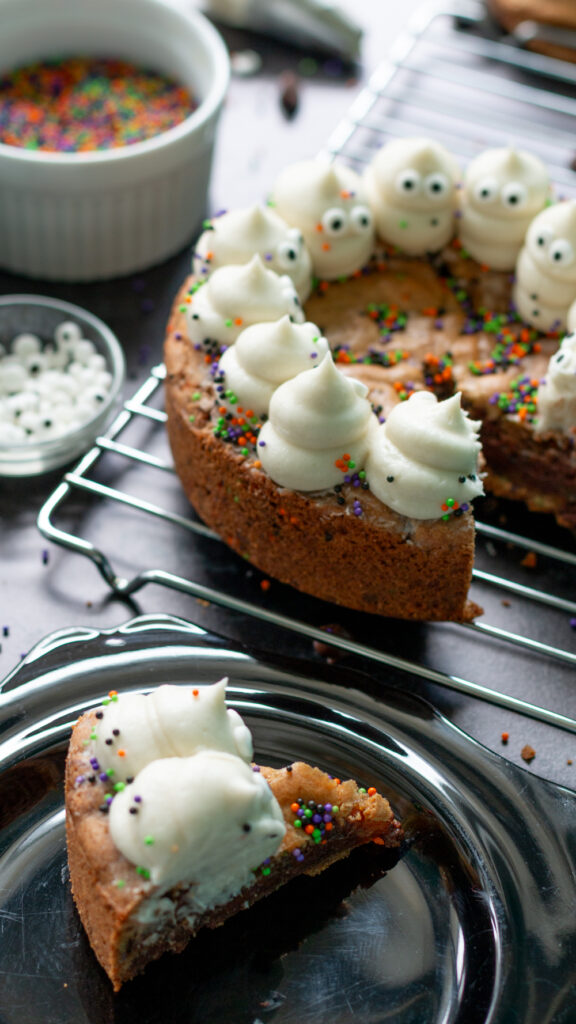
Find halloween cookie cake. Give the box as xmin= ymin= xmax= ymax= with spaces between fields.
xmin=164 ymin=138 xmax=576 ymax=623
xmin=66 ymin=680 xmax=403 ymax=990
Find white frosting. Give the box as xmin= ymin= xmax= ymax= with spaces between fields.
xmin=535 ymin=331 xmax=576 ymax=434
xmin=92 ymin=680 xmax=252 ymax=783
xmin=363 ymin=137 xmax=461 ymax=255
xmin=459 ymin=147 xmax=550 ymax=270
xmin=192 ymin=205 xmax=313 ymax=302
xmin=365 ymin=391 xmax=484 ymax=520
xmin=185 ymin=255 xmax=304 ymax=348
xmin=513 ymin=200 xmax=576 ymax=332
xmin=271 ymin=159 xmax=375 ymax=279
xmin=258 ymin=353 xmax=376 ymax=490
xmin=218 ymin=316 xmax=329 ymax=417
xmin=109 ymin=750 xmax=286 ymax=892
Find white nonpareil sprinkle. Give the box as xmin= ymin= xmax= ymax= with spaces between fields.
xmin=0 ymin=320 xmax=112 ymax=445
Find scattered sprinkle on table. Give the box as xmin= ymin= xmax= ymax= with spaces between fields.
xmin=0 ymin=57 xmax=197 ymax=152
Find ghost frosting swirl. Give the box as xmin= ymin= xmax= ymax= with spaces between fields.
xmin=185 ymin=254 xmax=304 ymax=348
xmin=365 ymin=392 xmax=483 ymax=520
xmin=258 ymin=353 xmax=376 ymax=490
xmin=363 ymin=136 xmax=461 ymax=255
xmin=459 ymin=147 xmax=549 ymax=270
xmin=192 ymin=205 xmax=313 ymax=302
xmin=514 ymin=200 xmax=576 ymax=332
xmin=270 ymin=159 xmax=374 ymax=280
xmin=535 ymin=331 xmax=576 ymax=434
xmin=218 ymin=315 xmax=329 ymax=416
xmin=108 ymin=750 xmax=286 ymax=892
xmin=91 ymin=679 xmax=252 ymax=784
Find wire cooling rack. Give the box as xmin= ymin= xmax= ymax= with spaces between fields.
xmin=38 ymin=1 xmax=576 ymax=737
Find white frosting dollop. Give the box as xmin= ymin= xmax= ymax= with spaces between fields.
xmin=218 ymin=316 xmax=329 ymax=416
xmin=192 ymin=205 xmax=313 ymax=302
xmin=109 ymin=750 xmax=286 ymax=892
xmin=270 ymin=159 xmax=375 ymax=280
xmin=513 ymin=200 xmax=576 ymax=332
xmin=258 ymin=353 xmax=376 ymax=490
xmin=185 ymin=255 xmax=304 ymax=348
xmin=365 ymin=391 xmax=484 ymax=520
xmin=535 ymin=331 xmax=576 ymax=434
xmin=363 ymin=136 xmax=461 ymax=255
xmin=92 ymin=680 xmax=253 ymax=783
xmin=459 ymin=147 xmax=550 ymax=270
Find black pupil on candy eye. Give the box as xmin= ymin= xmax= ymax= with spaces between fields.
xmin=508 ymin=195 xmax=518 ymax=204
xmin=554 ymin=251 xmax=563 ymax=260
xmin=403 ymin=180 xmax=414 ymax=190
xmin=537 ymin=236 xmax=546 ymax=246
xmin=431 ymin=182 xmax=442 ymax=192
xmin=331 ymin=218 xmax=343 ymax=230
xmin=481 ymin=189 xmax=490 ymax=198
xmin=286 ymin=248 xmax=296 ymax=260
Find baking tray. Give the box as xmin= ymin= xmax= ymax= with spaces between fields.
xmin=1 ymin=613 xmax=575 ymax=1024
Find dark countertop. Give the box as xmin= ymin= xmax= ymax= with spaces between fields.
xmin=1 ymin=0 xmax=576 ymax=791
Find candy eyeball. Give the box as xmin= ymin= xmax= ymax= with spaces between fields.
xmin=548 ymin=238 xmax=574 ymax=267
xmin=349 ymin=205 xmax=372 ymax=233
xmin=424 ymin=172 xmax=449 ymax=199
xmin=321 ymin=207 xmax=349 ymax=235
xmin=533 ymin=225 xmax=554 ymax=250
xmin=501 ymin=181 xmax=527 ymax=209
xmin=473 ymin=177 xmax=499 ymax=204
xmin=12 ymin=333 xmax=41 ymax=359
xmin=395 ymin=168 xmax=422 ymax=197
xmin=54 ymin=320 xmax=83 ymax=347
xmin=276 ymin=236 xmax=302 ymax=269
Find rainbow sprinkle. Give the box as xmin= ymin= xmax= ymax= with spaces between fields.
xmin=0 ymin=57 xmax=196 ymax=152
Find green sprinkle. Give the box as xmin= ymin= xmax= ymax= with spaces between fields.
xmin=136 ymin=866 xmax=151 ymax=879
xmin=261 ymin=865 xmax=271 ymax=876
xmin=192 ymin=391 xmax=201 ymax=400
xmin=90 ymin=731 xmax=98 ymax=741
xmin=144 ymin=835 xmax=155 ymax=846
xmin=114 ymin=782 xmax=126 ymax=792
xmin=114 ymin=879 xmax=126 ymax=889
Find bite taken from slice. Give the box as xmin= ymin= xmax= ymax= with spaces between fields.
xmin=66 ymin=681 xmax=404 ymax=991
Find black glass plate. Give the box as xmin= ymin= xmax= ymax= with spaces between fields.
xmin=1 ymin=613 xmax=575 ymax=1024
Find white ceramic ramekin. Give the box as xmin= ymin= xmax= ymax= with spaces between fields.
xmin=0 ymin=0 xmax=229 ymax=281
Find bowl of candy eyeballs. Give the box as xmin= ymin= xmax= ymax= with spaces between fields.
xmin=0 ymin=295 xmax=125 ymax=476
xmin=0 ymin=0 xmax=229 ymax=281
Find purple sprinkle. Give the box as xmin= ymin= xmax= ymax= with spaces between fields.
xmin=312 ymin=814 xmax=322 ymax=824
xmin=174 ymin=332 xmax=182 ymax=340
xmin=75 ymin=775 xmax=85 ymax=786
xmin=2 ymin=626 xmax=9 ymax=637
xmin=99 ymin=772 xmax=108 ymax=782
xmin=460 ymin=503 xmax=469 ymax=512
xmin=134 ymin=794 xmax=142 ymax=803
xmin=570 ymin=618 xmax=576 ymax=629
xmin=264 ymin=252 xmax=273 ymax=261
xmin=252 ymin=765 xmax=261 ymax=772
xmin=324 ymin=803 xmax=332 ymax=812
xmin=90 ymin=758 xmax=100 ymax=769
xmin=42 ymin=549 xmax=49 ymax=564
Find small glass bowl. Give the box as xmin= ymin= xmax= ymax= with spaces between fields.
xmin=0 ymin=294 xmax=125 ymax=476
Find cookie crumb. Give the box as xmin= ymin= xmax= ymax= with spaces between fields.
xmin=521 ymin=551 xmax=537 ymax=569
xmin=521 ymin=744 xmax=536 ymax=763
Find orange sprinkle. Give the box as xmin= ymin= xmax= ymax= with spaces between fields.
xmin=290 ymin=802 xmax=300 ymax=813
xmin=205 ymin=251 xmax=214 ymax=260
xmin=117 ymin=749 xmax=126 ymax=757
xmin=322 ymin=242 xmax=331 ymax=251
xmin=421 ymin=306 xmax=438 ymax=317
xmin=367 ymin=786 xmax=377 ymax=796
xmin=315 ymin=222 xmax=323 ymax=232
xmin=234 ymin=317 xmax=243 ymax=326
xmin=260 ymin=579 xmax=271 ymax=591
xmin=252 ymin=459 xmax=262 ymax=468
xmin=108 ymin=690 xmax=118 ymax=698
xmin=289 ymin=516 xmax=299 ymax=525
xmin=373 ymin=836 xmax=386 ymax=845
xmin=304 ymin=824 xmax=315 ymax=834
xmin=324 ymin=821 xmax=333 ymax=831
xmin=501 ymin=731 xmax=509 ymax=744
xmin=192 ymin=688 xmax=199 ymax=697
xmin=319 ymin=281 xmax=330 ymax=293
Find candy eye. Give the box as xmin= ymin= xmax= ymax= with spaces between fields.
xmin=276 ymin=240 xmax=300 ymax=268
xmin=321 ymin=208 xmax=348 ymax=235
xmin=549 ymin=238 xmax=574 ymax=266
xmin=395 ymin=169 xmax=422 ymax=196
xmin=424 ymin=173 xmax=449 ymax=199
xmin=501 ymin=181 xmax=527 ymax=209
xmin=473 ymin=177 xmax=498 ymax=204
xmin=533 ymin=225 xmax=554 ymax=249
xmin=349 ymin=205 xmax=372 ymax=233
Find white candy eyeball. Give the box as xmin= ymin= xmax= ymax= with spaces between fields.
xmin=349 ymin=205 xmax=372 ymax=233
xmin=533 ymin=225 xmax=554 ymax=250
xmin=320 ymin=208 xmax=349 ymax=236
xmin=12 ymin=333 xmax=41 ymax=358
xmin=44 ymin=343 xmax=69 ymax=370
xmin=424 ymin=173 xmax=450 ymax=200
xmin=0 ymin=421 xmax=26 ymax=443
xmin=25 ymin=352 xmax=48 ymax=377
xmin=54 ymin=320 xmax=83 ymax=347
xmin=72 ymin=338 xmax=96 ymax=364
xmin=395 ymin=169 xmax=422 ymax=197
xmin=501 ymin=181 xmax=527 ymax=209
xmin=6 ymin=390 xmax=39 ymax=415
xmin=548 ymin=238 xmax=574 ymax=267
xmin=276 ymin=239 xmax=301 ymax=269
xmin=473 ymin=177 xmax=499 ymax=204
xmin=1 ymin=362 xmax=28 ymax=394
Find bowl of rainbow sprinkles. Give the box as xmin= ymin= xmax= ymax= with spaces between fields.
xmin=0 ymin=0 xmax=230 ymax=281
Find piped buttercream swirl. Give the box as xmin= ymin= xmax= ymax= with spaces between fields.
xmin=271 ymin=159 xmax=375 ymax=280
xmin=218 ymin=316 xmax=329 ymax=416
xmin=535 ymin=331 xmax=576 ymax=434
xmin=109 ymin=750 xmax=286 ymax=891
xmin=365 ymin=391 xmax=483 ymax=519
xmin=193 ymin=205 xmax=313 ymax=302
xmin=258 ymin=353 xmax=375 ymax=490
xmin=185 ymin=254 xmax=304 ymax=348
xmin=459 ymin=147 xmax=550 ymax=271
xmin=363 ymin=136 xmax=461 ymax=255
